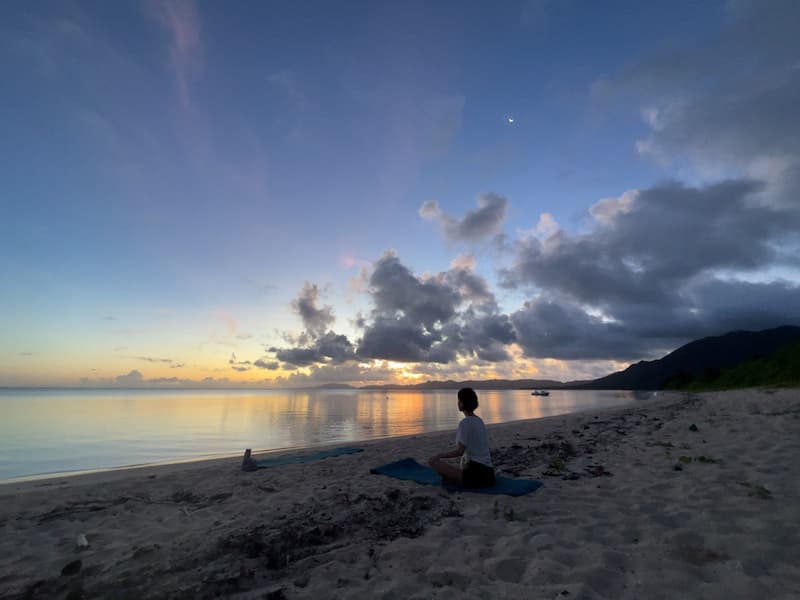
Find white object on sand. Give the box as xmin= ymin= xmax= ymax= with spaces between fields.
xmin=77 ymin=533 xmax=89 ymax=548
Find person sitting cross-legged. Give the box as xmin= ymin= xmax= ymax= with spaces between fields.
xmin=428 ymin=387 xmax=495 ymax=488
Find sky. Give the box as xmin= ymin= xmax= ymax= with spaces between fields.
xmin=1 ymin=0 xmax=799 ymax=388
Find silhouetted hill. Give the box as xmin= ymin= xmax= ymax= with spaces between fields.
xmin=360 ymin=378 xmax=567 ymax=391
xmin=312 ymin=383 xmax=357 ymax=390
xmin=575 ymin=326 xmax=800 ymax=390
xmin=669 ymin=340 xmax=800 ymax=390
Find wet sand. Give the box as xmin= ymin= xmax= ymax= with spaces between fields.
xmin=1 ymin=389 xmax=798 ymax=599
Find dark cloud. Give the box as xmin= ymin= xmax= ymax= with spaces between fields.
xmin=292 ymin=282 xmax=335 ymax=336
xmin=461 ymin=312 xmax=517 ymax=362
xmin=444 ymin=263 xmax=496 ymax=309
xmin=500 ymin=178 xmax=800 ymax=358
xmin=136 ymin=356 xmax=173 ymax=363
xmin=511 ymin=299 xmax=652 ymax=360
xmin=315 ymin=332 xmax=358 ymax=363
xmin=270 ymin=253 xmax=514 ymax=370
xmin=420 ymin=193 xmax=507 ymax=242
xmin=115 ymin=369 xmax=143 ymax=386
xmin=356 ymin=253 xmax=514 ymax=364
xmin=254 ymin=359 xmax=280 ymax=370
xmin=263 ymin=281 xmax=357 ymax=368
xmin=136 ymin=356 xmax=184 ymax=368
xmin=273 ymin=332 xmax=357 ymax=367
xmin=368 ymin=253 xmax=461 ymax=329
xmin=273 ymin=347 xmax=320 ymax=367
xmin=684 ymin=277 xmax=800 ymax=335
xmin=356 ymin=254 xmax=463 ymax=363
xmin=502 ymin=180 xmax=799 ymax=303
xmin=357 ymin=317 xmax=442 ymax=363
xmin=509 ymin=276 xmax=800 ymax=361
xmin=229 ymin=352 xmax=251 ymax=371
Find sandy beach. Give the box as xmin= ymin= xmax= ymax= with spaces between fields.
xmin=1 ymin=389 xmax=799 ymax=599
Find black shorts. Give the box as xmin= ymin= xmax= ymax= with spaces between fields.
xmin=462 ymin=461 xmax=495 ymax=489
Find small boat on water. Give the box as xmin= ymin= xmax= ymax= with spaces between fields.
xmin=531 ymin=390 xmax=550 ymax=396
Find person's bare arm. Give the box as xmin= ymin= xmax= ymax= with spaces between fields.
xmin=430 ymin=443 xmax=465 ymax=462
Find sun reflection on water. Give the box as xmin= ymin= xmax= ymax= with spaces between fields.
xmin=0 ymin=388 xmax=653 ymax=480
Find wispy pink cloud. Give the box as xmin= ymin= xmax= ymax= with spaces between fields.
xmin=145 ymin=0 xmax=202 ymax=109
xmin=340 ymin=255 xmax=372 ymax=269
xmin=144 ymin=0 xmax=270 ymax=204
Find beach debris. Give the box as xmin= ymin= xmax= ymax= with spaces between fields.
xmin=384 ymin=487 xmax=402 ymax=501
xmin=242 ymin=448 xmax=258 ymax=472
xmin=675 ymin=544 xmax=729 ymax=565
xmin=132 ymin=544 xmax=161 ymax=559
xmin=61 ymin=559 xmax=82 ymax=576
xmin=584 ymin=464 xmax=612 ymax=477
xmin=496 ymin=437 xmax=585 ymax=477
xmin=689 ymin=423 xmax=699 ymax=431
xmin=76 ymin=533 xmax=89 ymax=549
xmin=739 ymin=482 xmax=772 ymax=499
xmin=171 ymin=489 xmax=202 ymax=504
xmin=696 ymin=455 xmax=717 ymax=463
xmin=675 ymin=454 xmax=717 ymax=465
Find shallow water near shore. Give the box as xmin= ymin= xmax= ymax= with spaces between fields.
xmin=0 ymin=388 xmax=657 ymax=481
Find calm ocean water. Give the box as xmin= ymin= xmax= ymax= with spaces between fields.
xmin=0 ymin=388 xmax=658 ymax=481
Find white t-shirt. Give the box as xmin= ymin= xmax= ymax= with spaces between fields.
xmin=456 ymin=415 xmax=493 ymax=468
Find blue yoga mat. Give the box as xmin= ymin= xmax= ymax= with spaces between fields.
xmin=255 ymin=446 xmax=363 ymax=468
xmin=370 ymin=457 xmax=543 ymax=497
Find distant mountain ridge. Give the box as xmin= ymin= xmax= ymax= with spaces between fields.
xmin=309 ymin=326 xmax=800 ymax=392
xmin=572 ymin=325 xmax=800 ymax=390
xmin=360 ymin=378 xmax=568 ymax=391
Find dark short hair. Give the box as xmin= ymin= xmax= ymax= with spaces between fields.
xmin=458 ymin=387 xmax=479 ymax=411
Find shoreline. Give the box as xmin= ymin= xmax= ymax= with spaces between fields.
xmin=0 ymin=390 xmax=657 ymax=485
xmin=1 ymin=389 xmax=798 ymax=598
xmin=0 ymin=399 xmax=638 ymax=493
